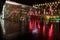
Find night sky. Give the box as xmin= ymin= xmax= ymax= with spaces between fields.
xmin=10 ymin=0 xmax=57 ymax=6
xmin=0 ymin=0 xmax=58 ymax=14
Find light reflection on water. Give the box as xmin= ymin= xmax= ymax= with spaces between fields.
xmin=43 ymin=22 xmax=46 ymax=36
xmin=29 ymin=18 xmax=59 ymax=40
xmin=48 ymin=24 xmax=53 ymax=40
xmin=29 ymin=24 xmax=53 ymax=40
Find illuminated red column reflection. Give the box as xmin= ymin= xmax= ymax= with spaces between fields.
xmin=34 ymin=20 xmax=37 ymax=29
xmin=29 ymin=19 xmax=32 ymax=31
xmin=43 ymin=22 xmax=46 ymax=36
xmin=29 ymin=18 xmax=34 ymax=31
xmin=48 ymin=24 xmax=53 ymax=40
xmin=38 ymin=20 xmax=40 ymax=31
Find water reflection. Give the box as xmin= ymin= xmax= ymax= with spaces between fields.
xmin=37 ymin=20 xmax=40 ymax=32
xmin=43 ymin=22 xmax=46 ymax=36
xmin=32 ymin=28 xmax=38 ymax=34
xmin=32 ymin=28 xmax=39 ymax=40
xmin=48 ymin=24 xmax=53 ymax=40
xmin=28 ymin=23 xmax=60 ymax=40
xmin=29 ymin=19 xmax=32 ymax=31
xmin=29 ymin=18 xmax=58 ymax=40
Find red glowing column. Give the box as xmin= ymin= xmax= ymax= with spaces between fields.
xmin=49 ymin=5 xmax=53 ymax=15
xmin=29 ymin=18 xmax=34 ymax=31
xmin=32 ymin=19 xmax=35 ymax=29
xmin=43 ymin=22 xmax=46 ymax=36
xmin=48 ymin=24 xmax=53 ymax=40
xmin=29 ymin=19 xmax=32 ymax=31
xmin=34 ymin=19 xmax=37 ymax=29
xmin=38 ymin=20 xmax=40 ymax=31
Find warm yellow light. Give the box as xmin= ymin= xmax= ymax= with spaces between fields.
xmin=45 ymin=3 xmax=47 ymax=5
xmin=47 ymin=3 xmax=49 ymax=5
xmin=50 ymin=3 xmax=51 ymax=4
xmin=36 ymin=4 xmax=39 ymax=6
xmin=52 ymin=2 xmax=54 ymax=5
xmin=41 ymin=4 xmax=42 ymax=6
xmin=46 ymin=16 xmax=50 ymax=19
xmin=43 ymin=4 xmax=44 ymax=5
xmin=50 ymin=16 xmax=53 ymax=18
xmin=55 ymin=2 xmax=57 ymax=4
xmin=39 ymin=4 xmax=40 ymax=6
xmin=58 ymin=1 xmax=60 ymax=4
xmin=56 ymin=16 xmax=59 ymax=18
xmin=53 ymin=16 xmax=56 ymax=18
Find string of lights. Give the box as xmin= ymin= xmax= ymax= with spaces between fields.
xmin=33 ymin=1 xmax=60 ymax=7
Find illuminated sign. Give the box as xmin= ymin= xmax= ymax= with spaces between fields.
xmin=46 ymin=15 xmax=59 ymax=20
xmin=50 ymin=18 xmax=60 ymax=20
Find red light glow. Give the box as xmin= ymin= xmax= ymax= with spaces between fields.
xmin=38 ymin=20 xmax=40 ymax=31
xmin=29 ymin=19 xmax=32 ymax=31
xmin=43 ymin=22 xmax=46 ymax=36
xmin=34 ymin=20 xmax=37 ymax=29
xmin=48 ymin=24 xmax=53 ymax=40
xmin=49 ymin=5 xmax=53 ymax=15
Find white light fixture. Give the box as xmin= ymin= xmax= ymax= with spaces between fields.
xmin=52 ymin=2 xmax=54 ymax=5
xmin=33 ymin=6 xmax=38 ymax=9
xmin=6 ymin=1 xmax=21 ymax=5
xmin=58 ymin=1 xmax=60 ymax=4
xmin=55 ymin=2 xmax=57 ymax=4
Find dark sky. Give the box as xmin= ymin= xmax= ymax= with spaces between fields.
xmin=10 ymin=0 xmax=57 ymax=6
xmin=0 ymin=0 xmax=6 ymax=13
